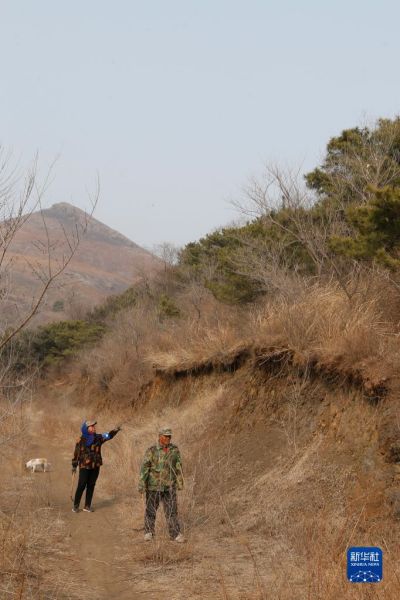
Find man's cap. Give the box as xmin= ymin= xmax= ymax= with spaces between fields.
xmin=159 ymin=427 xmax=172 ymax=437
xmin=85 ymin=420 xmax=97 ymax=427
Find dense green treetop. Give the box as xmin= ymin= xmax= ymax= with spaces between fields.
xmin=305 ymin=118 xmax=400 ymax=207
xmin=330 ymin=186 xmax=400 ymax=268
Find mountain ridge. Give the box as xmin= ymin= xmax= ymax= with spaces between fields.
xmin=44 ymin=203 xmax=141 ymax=249
xmin=3 ymin=202 xmax=162 ymax=326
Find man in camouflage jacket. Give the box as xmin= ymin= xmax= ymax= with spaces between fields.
xmin=138 ymin=427 xmax=184 ymax=542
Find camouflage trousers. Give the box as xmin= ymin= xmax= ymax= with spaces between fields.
xmin=144 ymin=489 xmax=181 ymax=539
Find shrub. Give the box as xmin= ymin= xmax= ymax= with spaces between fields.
xmin=22 ymin=320 xmax=106 ymax=367
xmin=88 ymin=287 xmax=137 ymax=322
xmin=158 ymin=294 xmax=181 ymax=319
xmin=52 ymin=299 xmax=65 ymax=312
xmin=330 ymin=186 xmax=400 ymax=268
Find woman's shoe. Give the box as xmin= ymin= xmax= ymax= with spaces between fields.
xmin=83 ymin=506 xmax=94 ymax=512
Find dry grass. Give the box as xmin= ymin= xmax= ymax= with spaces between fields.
xmin=139 ymin=539 xmax=194 ymax=566
xmin=92 ymin=362 xmax=400 ymax=599
xmin=77 ymin=274 xmax=399 ymax=410
xmin=0 ymin=504 xmax=80 ymax=599
xmin=255 ymin=283 xmax=390 ymax=363
xmin=9 ymin=270 xmax=399 ymax=598
xmin=79 ymin=306 xmax=156 ymax=402
xmin=80 ymin=292 xmax=247 ymax=404
xmin=0 ymin=397 xmax=81 ymax=599
xmin=144 ymin=280 xmax=398 ymax=391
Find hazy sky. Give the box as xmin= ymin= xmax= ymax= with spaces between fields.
xmin=1 ymin=1 xmax=399 ymax=250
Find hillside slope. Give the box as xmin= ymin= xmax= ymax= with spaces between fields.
xmin=4 ymin=202 xmax=161 ymax=325
xmin=5 ymin=115 xmax=400 ymax=598
xmin=22 ymin=337 xmax=399 ymax=599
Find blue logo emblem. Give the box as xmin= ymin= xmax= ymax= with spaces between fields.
xmin=347 ymin=547 xmax=382 ymax=583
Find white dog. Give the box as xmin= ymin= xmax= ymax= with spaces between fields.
xmin=25 ymin=458 xmax=51 ymax=473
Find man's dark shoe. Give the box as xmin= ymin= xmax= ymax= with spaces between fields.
xmin=72 ymin=506 xmax=79 ymax=513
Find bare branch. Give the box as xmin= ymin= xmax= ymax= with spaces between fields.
xmin=0 ymin=153 xmax=99 ymax=350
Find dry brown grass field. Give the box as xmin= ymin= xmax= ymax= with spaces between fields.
xmin=1 ymin=277 xmax=400 ymax=599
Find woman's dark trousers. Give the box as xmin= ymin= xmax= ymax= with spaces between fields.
xmin=74 ymin=467 xmax=100 ymax=508
xmin=144 ymin=489 xmax=180 ymax=539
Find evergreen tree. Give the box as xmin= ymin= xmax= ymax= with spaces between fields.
xmin=330 ymin=186 xmax=400 ymax=268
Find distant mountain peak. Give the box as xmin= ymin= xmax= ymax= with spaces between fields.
xmin=51 ymin=202 xmax=76 ymax=210
xmin=5 ymin=201 xmax=162 ymax=326
xmin=42 ymin=202 xmax=140 ymax=249
xmin=46 ymin=202 xmax=91 ymax=218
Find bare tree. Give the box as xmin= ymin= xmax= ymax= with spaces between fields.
xmin=64 ymin=289 xmax=93 ymax=320
xmin=0 ymin=153 xmax=99 ymax=350
xmin=152 ymin=241 xmax=180 ymax=294
xmin=178 ymin=277 xmax=213 ymax=323
xmin=153 ymin=241 xmax=180 ymax=268
xmin=226 ymin=231 xmax=305 ymax=300
xmin=0 ymin=149 xmax=99 ymax=444
xmin=232 ymin=165 xmax=364 ymax=300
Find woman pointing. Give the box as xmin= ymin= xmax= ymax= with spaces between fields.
xmin=71 ymin=420 xmax=121 ymax=513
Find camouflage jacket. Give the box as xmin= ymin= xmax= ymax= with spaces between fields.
xmin=138 ymin=443 xmax=183 ymax=492
xmin=72 ymin=430 xmax=119 ymax=470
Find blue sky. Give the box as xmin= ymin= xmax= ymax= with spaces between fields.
xmin=0 ymin=1 xmax=399 ymax=248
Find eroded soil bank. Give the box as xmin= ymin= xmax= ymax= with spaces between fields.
xmin=4 ymin=354 xmax=400 ymax=599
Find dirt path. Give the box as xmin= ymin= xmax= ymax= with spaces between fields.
xmin=23 ymin=388 xmax=272 ymax=600
xmin=26 ymin=393 xmax=153 ymax=599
